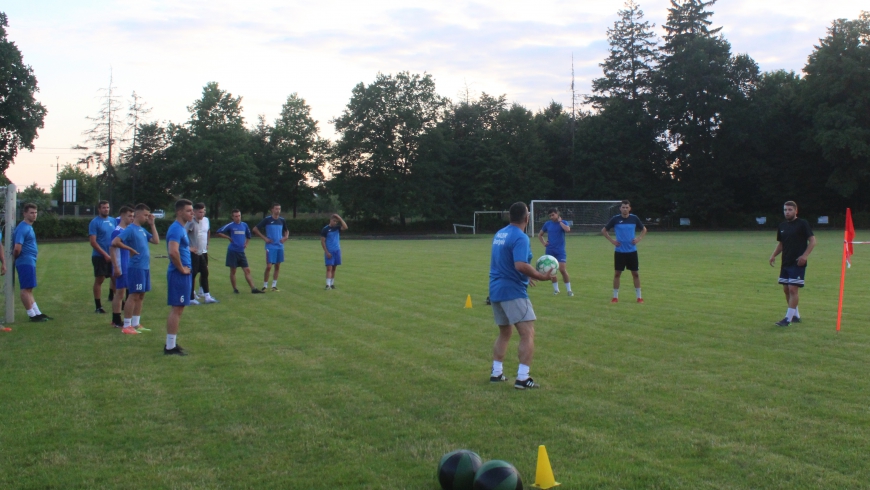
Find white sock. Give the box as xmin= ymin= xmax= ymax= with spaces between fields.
xmin=613 ymin=289 xmax=619 ymax=299
xmin=517 ymin=363 xmax=530 ymax=381
xmin=786 ymin=308 xmax=796 ymax=321
xmin=491 ymin=360 xmax=503 ymax=377
xmin=795 ymin=307 xmax=800 ymax=318
xmin=326 ymin=278 xmax=330 ymax=286
xmin=328 ymin=278 xmax=334 ymax=286
xmin=552 ymin=282 xmax=559 ymax=292
xmin=198 ymin=287 xmax=204 ymax=296
xmin=124 ymin=318 xmax=132 ymax=328
xmin=636 ymin=288 xmax=642 ymax=299
xmin=166 ymin=334 xmax=177 ymax=350
xmin=132 ymin=316 xmax=140 ymax=327
xmin=565 ymin=282 xmax=572 ymax=292
xmin=272 ymin=280 xmax=277 ymax=288
xmin=263 ymin=282 xmax=268 ymax=288
xmin=26 ymin=308 xmax=36 ymax=318
xmin=32 ymin=303 xmax=41 ymax=315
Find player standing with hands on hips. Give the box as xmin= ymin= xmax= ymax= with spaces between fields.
xmin=321 ymin=214 xmax=347 ymax=290
xmin=769 ymin=201 xmax=816 ymax=327
xmin=602 ymin=200 xmax=647 ymax=303
xmin=164 ymin=199 xmax=194 ymax=356
xmin=489 ymin=202 xmax=552 ymax=390
xmin=537 ymin=207 xmax=573 ymax=296
xmin=252 ymin=203 xmax=289 ymax=292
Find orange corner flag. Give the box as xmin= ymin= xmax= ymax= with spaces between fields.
xmin=837 ymin=209 xmax=855 ymax=332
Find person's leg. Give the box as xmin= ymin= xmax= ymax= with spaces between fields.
xmin=229 ymin=267 xmax=238 ymax=290
xmin=786 ymin=285 xmax=800 ymax=321
xmin=93 ymin=274 xmax=105 ymax=309
xmin=165 ymin=306 xmax=185 ymax=353
xmin=492 ymin=324 xmax=513 ymax=364
xmin=273 ymin=262 xmax=281 ymax=281
xmin=613 ymin=271 xmax=622 ymax=298
xmin=112 ymin=287 xmax=126 ymax=326
xmin=20 ymin=289 xmax=34 ymax=311
xmin=515 ymin=320 xmax=536 ymax=384
xmin=263 ymin=255 xmax=272 ymax=286
xmin=243 ymin=267 xmax=257 ymax=290
xmin=200 ymin=253 xmax=210 ymax=295
xmin=560 ymin=262 xmax=572 ymax=294
xmin=783 ymin=284 xmax=791 ymax=307
xmin=631 ymin=271 xmax=642 ymax=300
xmin=190 ymin=254 xmax=201 ymax=299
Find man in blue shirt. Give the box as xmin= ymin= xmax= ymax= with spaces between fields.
xmin=252 ymin=203 xmax=289 ymax=292
xmin=109 ymin=206 xmax=135 ymax=332
xmin=112 ymin=203 xmax=160 ymax=333
xmin=164 ymin=199 xmax=193 ymax=356
xmin=216 ymin=209 xmax=263 ymax=294
xmin=489 ymin=202 xmax=552 ymax=390
xmin=602 ymin=200 xmax=647 ymax=303
xmin=320 ymin=214 xmax=348 ymax=290
xmin=88 ymin=200 xmax=117 ymax=313
xmin=537 ymin=207 xmax=572 ymax=296
xmin=13 ymin=203 xmax=50 ymax=322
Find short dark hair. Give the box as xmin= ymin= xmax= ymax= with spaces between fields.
xmin=22 ymin=202 xmax=37 ymax=212
xmin=547 ymin=207 xmax=559 ymax=215
xmin=509 ymin=202 xmax=528 ymax=224
xmin=231 ymin=208 xmax=241 ymax=215
xmin=98 ymin=200 xmax=109 ymax=207
xmin=271 ymin=203 xmax=281 ymax=209
xmin=118 ymin=205 xmax=133 ymax=215
xmin=193 ymin=202 xmax=205 ymax=211
xmin=175 ymin=199 xmax=193 ymax=211
xmin=621 ymin=200 xmax=630 ymax=206
xmin=784 ymin=201 xmax=797 ymax=209
xmin=134 ymin=203 xmax=151 ymax=212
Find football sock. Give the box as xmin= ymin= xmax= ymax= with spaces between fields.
xmin=786 ymin=308 xmax=796 ymax=321
xmin=329 ymin=279 xmax=334 ymax=286
xmin=95 ymin=299 xmax=102 ymax=309
xmin=166 ymin=334 xmax=177 ymax=350
xmin=517 ymin=364 xmax=530 ymax=381
xmin=565 ymin=282 xmax=572 ymax=292
xmin=795 ymin=307 xmax=800 ymax=318
xmin=124 ymin=318 xmax=132 ymax=328
xmin=636 ymin=288 xmax=642 ymax=299
xmin=132 ymin=315 xmax=141 ymax=327
xmin=108 ymin=289 xmax=114 ymax=301
xmin=263 ymin=282 xmax=268 ymax=288
xmin=32 ymin=303 xmax=42 ymax=316
xmin=272 ymin=280 xmax=278 ymax=288
xmin=491 ymin=360 xmax=503 ymax=377
xmin=552 ymin=282 xmax=559 ymax=292
xmin=326 ymin=278 xmax=330 ymax=286
xmin=198 ymin=287 xmax=204 ymax=296
xmin=26 ymin=308 xmax=36 ymax=318
xmin=112 ymin=313 xmax=122 ymax=325
xmin=613 ymin=289 xmax=619 ymax=299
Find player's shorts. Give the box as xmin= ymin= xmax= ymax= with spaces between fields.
xmin=614 ymin=251 xmax=639 ymax=271
xmin=126 ymin=267 xmax=151 ymax=293
xmin=325 ymin=249 xmax=342 ymax=267
xmin=92 ymin=255 xmax=113 ymax=277
xmin=779 ymin=265 xmax=807 ymax=288
xmin=16 ymin=264 xmax=36 ymax=290
xmin=167 ymin=270 xmax=192 ymax=306
xmin=114 ymin=267 xmax=129 ymax=290
xmin=491 ymin=297 xmax=536 ymax=326
xmin=226 ymin=250 xmax=249 ymax=268
xmin=266 ymin=248 xmax=284 ymax=264
xmin=546 ymin=249 xmax=567 ymax=263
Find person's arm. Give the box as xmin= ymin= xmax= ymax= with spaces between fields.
xmin=147 ymin=215 xmax=159 ymax=244
xmin=13 ymin=243 xmax=21 ymax=259
xmin=602 ymin=227 xmax=620 ymax=247
xmin=632 ymin=226 xmax=647 ymax=245
xmin=321 ymin=236 xmax=331 ymax=258
xmin=89 ymin=234 xmax=111 ymax=261
xmin=769 ymin=242 xmax=783 ymax=266
xmin=515 ymin=261 xmax=551 ymax=282
xmin=797 ymin=236 xmax=817 ymax=266
xmin=110 ymin=243 xmax=122 ymax=276
xmin=168 ymin=240 xmax=190 ymax=274
xmin=186 ymin=223 xmax=198 ymax=255
xmin=111 ymin=236 xmax=139 ymax=256
xmin=560 ymin=220 xmax=570 ymax=232
xmin=281 ymin=222 xmax=289 ymax=244
xmin=537 ymin=226 xmax=547 ymax=247
xmin=334 ymin=215 xmax=348 ymax=231
xmin=252 ymin=224 xmax=270 ymax=243
xmin=216 ymin=232 xmax=231 ymax=240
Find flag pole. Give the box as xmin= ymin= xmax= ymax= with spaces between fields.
xmin=837 ymin=240 xmax=847 ymax=333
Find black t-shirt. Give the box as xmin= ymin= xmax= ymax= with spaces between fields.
xmin=777 ymin=218 xmax=814 ymax=267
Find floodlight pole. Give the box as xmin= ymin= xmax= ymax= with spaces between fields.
xmin=5 ymin=184 xmax=16 ymax=323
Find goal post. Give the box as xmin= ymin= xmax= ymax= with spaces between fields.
xmin=2 ymin=184 xmax=15 ymax=324
xmin=528 ymin=200 xmax=622 ymax=236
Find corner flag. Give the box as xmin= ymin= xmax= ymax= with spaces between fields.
xmin=845 ymin=209 xmax=855 ymax=268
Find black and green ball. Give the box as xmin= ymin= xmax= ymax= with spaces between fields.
xmin=472 ymin=460 xmax=522 ymax=490
xmin=438 ymin=449 xmax=483 ymax=490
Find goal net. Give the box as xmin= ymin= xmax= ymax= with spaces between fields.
xmin=528 ymin=200 xmax=622 ymax=236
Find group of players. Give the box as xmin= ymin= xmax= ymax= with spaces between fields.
xmin=489 ymin=199 xmax=815 ymax=390
xmin=4 ymin=200 xmax=348 ymax=355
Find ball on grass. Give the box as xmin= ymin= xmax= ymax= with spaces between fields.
xmin=472 ymin=460 xmax=522 ymax=490
xmin=535 ymin=255 xmax=559 ymax=277
xmin=438 ymin=449 xmax=483 ymax=490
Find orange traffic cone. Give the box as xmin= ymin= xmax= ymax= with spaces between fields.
xmin=464 ymin=295 xmax=473 ymax=308
xmin=531 ymin=445 xmax=560 ymax=489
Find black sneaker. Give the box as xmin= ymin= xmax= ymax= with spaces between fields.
xmin=490 ymin=374 xmax=506 ymax=383
xmin=95 ymin=307 xmax=106 ymax=314
xmin=324 ymin=285 xmax=331 ymax=290
xmin=514 ymin=377 xmax=540 ymax=390
xmin=252 ymin=288 xmax=265 ymax=294
xmin=164 ymin=345 xmax=187 ymax=356
xmin=29 ymin=315 xmax=48 ymax=322
xmin=233 ymin=289 xmax=240 ymax=294
xmin=485 ymin=296 xmax=491 ymax=305
xmin=330 ymin=285 xmax=336 ymax=289
xmin=36 ymin=313 xmax=52 ymax=320
xmin=775 ymin=318 xmax=791 ymax=327
xmin=792 ymin=316 xmax=801 ymax=323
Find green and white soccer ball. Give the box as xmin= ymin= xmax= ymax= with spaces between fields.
xmin=535 ymin=255 xmax=559 ymax=277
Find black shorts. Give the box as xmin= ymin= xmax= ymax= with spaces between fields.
xmin=226 ymin=250 xmax=249 ymax=268
xmin=614 ymin=251 xmax=639 ymax=272
xmin=92 ymin=255 xmax=113 ymax=277
xmin=191 ymin=253 xmax=208 ymax=275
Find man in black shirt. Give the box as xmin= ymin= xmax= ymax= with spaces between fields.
xmin=769 ymin=201 xmax=816 ymax=326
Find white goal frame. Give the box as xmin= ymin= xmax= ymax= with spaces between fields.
xmin=453 ymin=210 xmax=510 ymax=235
xmin=528 ymin=200 xmax=622 ymax=236
xmin=1 ymin=184 xmax=16 ymax=324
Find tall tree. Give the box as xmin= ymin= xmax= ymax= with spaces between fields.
xmin=117 ymin=122 xmax=173 ymax=209
xmin=0 ymin=12 xmax=47 ymax=176
xmin=123 ymin=91 xmax=152 ymax=203
xmin=331 ymin=72 xmax=447 ymax=223
xmin=81 ymin=71 xmax=124 ymax=205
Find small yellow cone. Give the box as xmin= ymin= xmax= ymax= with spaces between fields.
xmin=464 ymin=295 xmax=473 ymax=308
xmin=531 ymin=445 xmax=560 ymax=489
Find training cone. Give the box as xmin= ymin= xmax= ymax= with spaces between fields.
xmin=465 ymin=295 xmax=473 ymax=308
xmin=531 ymin=445 xmax=560 ymax=489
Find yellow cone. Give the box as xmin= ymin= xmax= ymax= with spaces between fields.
xmin=531 ymin=445 xmax=560 ymax=489
xmin=464 ymin=295 xmax=473 ymax=308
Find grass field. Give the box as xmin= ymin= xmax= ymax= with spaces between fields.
xmin=2 ymin=230 xmax=870 ymax=489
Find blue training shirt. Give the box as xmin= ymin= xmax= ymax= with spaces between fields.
xmin=166 ymin=221 xmax=191 ymax=272
xmin=110 ymin=225 xmax=130 ymax=276
xmin=120 ymin=223 xmax=153 ymax=270
xmin=13 ymin=222 xmax=38 ymax=266
xmin=89 ymin=216 xmax=117 ymax=257
xmin=256 ymin=216 xmax=288 ymax=251
xmin=605 ymin=214 xmax=645 ymax=253
xmin=320 ymin=224 xmax=341 ymax=252
xmin=217 ymin=221 xmax=251 ymax=253
xmin=541 ymin=220 xmax=568 ymax=254
xmin=489 ymin=224 xmax=531 ymax=303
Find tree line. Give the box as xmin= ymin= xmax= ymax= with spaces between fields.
xmin=4 ymin=2 xmax=870 ymax=226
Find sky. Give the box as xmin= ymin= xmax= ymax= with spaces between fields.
xmin=3 ymin=0 xmax=866 ymax=191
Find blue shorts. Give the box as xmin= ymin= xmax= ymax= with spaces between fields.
xmin=546 ymin=249 xmax=566 ymax=263
xmin=115 ymin=267 xmax=129 ymax=290
xmin=16 ymin=264 xmax=36 ymax=290
xmin=127 ymin=267 xmax=151 ymax=293
xmin=167 ymin=270 xmax=192 ymax=306
xmin=325 ymin=249 xmax=342 ymax=267
xmin=779 ymin=265 xmax=807 ymax=288
xmin=226 ymin=250 xmax=249 ymax=268
xmin=266 ymin=248 xmax=284 ymax=264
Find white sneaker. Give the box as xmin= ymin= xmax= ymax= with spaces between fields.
xmin=204 ymin=296 xmax=219 ymax=304
xmin=189 ymin=299 xmax=200 ymax=305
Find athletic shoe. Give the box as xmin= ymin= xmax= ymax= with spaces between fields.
xmin=164 ymin=345 xmax=187 ymax=356
xmin=252 ymin=288 xmax=265 ymax=294
xmin=567 ymin=291 xmax=574 ymax=297
xmin=611 ymin=298 xmax=618 ymax=303
xmin=553 ymin=291 xmax=560 ymax=295
xmin=111 ymin=322 xmax=124 ymax=328
xmin=325 ymin=285 xmax=331 ymax=290
xmin=637 ymin=298 xmax=644 ymax=304
xmin=233 ymin=289 xmax=240 ymax=294
xmin=121 ymin=327 xmax=139 ymax=335
xmin=775 ymin=318 xmax=791 ymax=327
xmin=29 ymin=315 xmax=48 ymax=322
xmin=271 ymin=287 xmax=280 ymax=292
xmin=204 ymin=296 xmax=219 ymax=304
xmin=490 ymin=374 xmax=507 ymax=383
xmin=514 ymin=377 xmax=540 ymax=390
xmin=189 ymin=299 xmax=200 ymax=305
xmin=792 ymin=316 xmax=802 ymax=323
xmin=260 ymin=287 xmax=267 ymax=292
xmin=95 ymin=307 xmax=106 ymax=314
xmin=330 ymin=285 xmax=336 ymax=289
xmin=135 ymin=325 xmax=151 ymax=332
xmin=35 ymin=313 xmax=52 ymax=320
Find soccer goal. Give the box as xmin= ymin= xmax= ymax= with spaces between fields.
xmin=528 ymin=200 xmax=622 ymax=236
xmin=1 ymin=184 xmax=16 ymax=324
xmin=453 ymin=210 xmax=511 ymax=235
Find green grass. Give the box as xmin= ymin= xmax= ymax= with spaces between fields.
xmin=2 ymin=230 xmax=870 ymax=489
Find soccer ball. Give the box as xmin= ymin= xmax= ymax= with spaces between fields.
xmin=535 ymin=255 xmax=559 ymax=277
